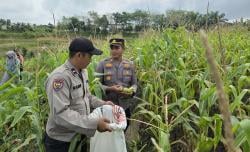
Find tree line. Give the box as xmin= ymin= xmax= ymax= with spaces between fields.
xmin=0 ymin=19 xmax=54 ymax=33
xmin=0 ymin=9 xmax=249 ymax=34
xmin=57 ymin=10 xmax=229 ymax=33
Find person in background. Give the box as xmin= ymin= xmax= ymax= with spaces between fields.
xmin=14 ymin=48 xmax=24 ymax=80
xmin=96 ymin=38 xmax=137 ymax=131
xmin=0 ymin=50 xmax=20 ymax=85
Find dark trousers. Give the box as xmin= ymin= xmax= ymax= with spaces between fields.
xmin=125 ymin=108 xmax=131 ymax=131
xmin=20 ymin=64 xmax=23 ymax=80
xmin=44 ymin=133 xmax=70 ymax=152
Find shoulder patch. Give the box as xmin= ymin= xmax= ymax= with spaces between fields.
xmin=53 ymin=79 xmax=64 ymax=91
xmin=104 ymin=57 xmax=112 ymax=61
xmin=123 ymin=63 xmax=130 ymax=69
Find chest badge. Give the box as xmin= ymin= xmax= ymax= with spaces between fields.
xmin=105 ymin=63 xmax=113 ymax=68
xmin=73 ymin=84 xmax=81 ymax=90
xmin=106 ymin=76 xmax=111 ymax=81
xmin=123 ymin=70 xmax=130 ymax=76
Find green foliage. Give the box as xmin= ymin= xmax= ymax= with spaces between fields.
xmin=0 ymin=26 xmax=249 ymax=151
xmin=131 ymin=27 xmax=249 ymax=151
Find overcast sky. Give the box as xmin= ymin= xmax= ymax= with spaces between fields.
xmin=0 ymin=0 xmax=249 ymax=24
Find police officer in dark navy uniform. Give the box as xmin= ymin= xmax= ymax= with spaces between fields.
xmin=96 ymin=38 xmax=137 ymax=130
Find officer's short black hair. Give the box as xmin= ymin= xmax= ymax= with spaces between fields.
xmin=69 ymin=51 xmax=78 ymax=58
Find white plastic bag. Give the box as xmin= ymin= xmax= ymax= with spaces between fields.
xmin=89 ymin=105 xmax=127 ymax=152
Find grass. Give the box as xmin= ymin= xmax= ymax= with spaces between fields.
xmin=0 ymin=37 xmax=69 ymax=56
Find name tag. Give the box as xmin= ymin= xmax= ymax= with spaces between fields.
xmin=73 ymin=84 xmax=81 ymax=90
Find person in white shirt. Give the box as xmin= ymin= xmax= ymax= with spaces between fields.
xmin=89 ymin=105 xmax=127 ymax=152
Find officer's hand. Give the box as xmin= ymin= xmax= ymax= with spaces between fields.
xmin=119 ymin=91 xmax=133 ymax=96
xmin=109 ymin=85 xmax=123 ymax=92
xmin=97 ymin=118 xmax=112 ymax=132
xmin=105 ymin=101 xmax=115 ymax=106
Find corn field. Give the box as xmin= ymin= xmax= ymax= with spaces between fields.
xmin=0 ymin=26 xmax=249 ymax=152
